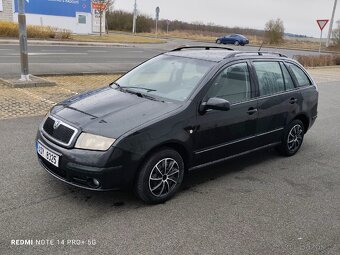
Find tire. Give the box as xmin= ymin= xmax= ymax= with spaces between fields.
xmin=277 ymin=119 xmax=305 ymax=156
xmin=234 ymin=41 xmax=240 ymax=46
xmin=135 ymin=148 xmax=185 ymax=204
xmin=216 ymin=39 xmax=221 ymax=44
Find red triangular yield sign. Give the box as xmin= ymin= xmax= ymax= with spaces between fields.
xmin=316 ymin=19 xmax=329 ymax=31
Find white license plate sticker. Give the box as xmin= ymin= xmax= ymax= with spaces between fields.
xmin=37 ymin=142 xmax=60 ymax=167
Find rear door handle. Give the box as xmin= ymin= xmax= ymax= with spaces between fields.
xmin=247 ymin=107 xmax=258 ymax=115
xmin=289 ymin=98 xmax=298 ymax=104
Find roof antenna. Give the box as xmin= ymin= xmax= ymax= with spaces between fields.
xmin=258 ymin=41 xmax=264 ymax=52
xmin=257 ymin=41 xmax=264 ymax=56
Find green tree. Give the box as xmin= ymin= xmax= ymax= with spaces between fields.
xmin=265 ymin=18 xmax=285 ymax=44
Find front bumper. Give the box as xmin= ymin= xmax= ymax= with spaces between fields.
xmin=36 ymin=131 xmax=136 ymax=191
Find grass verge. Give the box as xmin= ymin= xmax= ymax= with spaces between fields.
xmin=71 ymin=33 xmax=165 ymax=44
xmin=0 ymin=21 xmax=71 ymax=39
xmin=295 ymin=55 xmax=340 ymax=67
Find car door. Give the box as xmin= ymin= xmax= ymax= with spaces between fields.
xmin=252 ymin=60 xmax=301 ymax=146
xmin=192 ymin=62 xmax=258 ymax=166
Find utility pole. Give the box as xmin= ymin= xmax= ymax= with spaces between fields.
xmin=18 ymin=0 xmax=30 ymax=81
xmin=326 ymin=0 xmax=338 ymax=47
xmin=132 ymin=0 xmax=137 ymax=34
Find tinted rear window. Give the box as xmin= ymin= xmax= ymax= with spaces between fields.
xmin=286 ymin=63 xmax=311 ymax=87
xmin=253 ymin=61 xmax=285 ymax=96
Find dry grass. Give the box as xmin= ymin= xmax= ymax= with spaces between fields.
xmin=295 ymin=55 xmax=340 ymax=67
xmin=0 ymin=21 xmax=71 ymax=39
xmin=71 ymin=33 xmax=165 ymax=44
xmin=143 ymin=30 xmax=339 ymax=52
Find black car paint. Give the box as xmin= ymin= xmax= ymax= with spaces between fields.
xmin=36 ymin=53 xmax=318 ymax=191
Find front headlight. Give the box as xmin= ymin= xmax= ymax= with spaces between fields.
xmin=75 ymin=133 xmax=116 ymax=151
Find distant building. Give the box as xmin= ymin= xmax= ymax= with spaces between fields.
xmin=0 ymin=0 xmax=105 ymax=34
xmin=0 ymin=0 xmax=14 ymax=21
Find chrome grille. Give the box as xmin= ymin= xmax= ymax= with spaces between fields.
xmin=42 ymin=116 xmax=77 ymax=146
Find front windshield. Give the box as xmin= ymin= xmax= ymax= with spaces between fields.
xmin=115 ymin=55 xmax=214 ymax=101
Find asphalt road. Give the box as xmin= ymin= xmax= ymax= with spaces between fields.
xmin=0 ymin=80 xmax=340 ymax=255
xmin=0 ymin=38 xmax=332 ymax=76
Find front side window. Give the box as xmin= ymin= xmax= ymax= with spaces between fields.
xmin=253 ymin=61 xmax=285 ymax=96
xmin=206 ymin=63 xmax=251 ymax=104
xmin=115 ymin=55 xmax=214 ymax=101
xmin=286 ymin=63 xmax=311 ymax=87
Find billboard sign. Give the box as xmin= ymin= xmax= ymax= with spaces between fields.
xmin=14 ymin=0 xmax=91 ymax=17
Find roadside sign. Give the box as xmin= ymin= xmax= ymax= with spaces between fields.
xmin=316 ymin=19 xmax=329 ymax=53
xmin=155 ymin=6 xmax=160 ymax=35
xmin=92 ymin=2 xmax=106 ymax=11
xmin=316 ymin=19 xmax=329 ymax=31
xmin=156 ymin=6 xmax=160 ymax=20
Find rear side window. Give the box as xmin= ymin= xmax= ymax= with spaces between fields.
xmin=206 ymin=63 xmax=251 ymax=104
xmin=286 ymin=63 xmax=311 ymax=87
xmin=280 ymin=62 xmax=295 ymax=90
xmin=253 ymin=62 xmax=285 ymax=96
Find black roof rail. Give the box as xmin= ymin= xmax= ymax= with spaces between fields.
xmin=171 ymin=46 xmax=234 ymax=52
xmin=227 ymin=51 xmax=288 ymax=58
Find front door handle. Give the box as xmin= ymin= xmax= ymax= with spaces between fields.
xmin=247 ymin=107 xmax=258 ymax=115
xmin=289 ymin=97 xmax=298 ymax=104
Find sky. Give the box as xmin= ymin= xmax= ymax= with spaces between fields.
xmin=113 ymin=0 xmax=340 ymax=38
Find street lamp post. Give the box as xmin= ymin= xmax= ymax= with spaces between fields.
xmin=18 ymin=0 xmax=29 ymax=81
xmin=326 ymin=0 xmax=338 ymax=47
xmin=132 ymin=0 xmax=137 ymax=34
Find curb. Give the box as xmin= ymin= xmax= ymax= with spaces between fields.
xmin=0 ymin=39 xmax=134 ymax=47
xmin=37 ymin=71 xmax=125 ymax=77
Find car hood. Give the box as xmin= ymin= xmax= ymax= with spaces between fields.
xmin=53 ymin=87 xmax=181 ymax=139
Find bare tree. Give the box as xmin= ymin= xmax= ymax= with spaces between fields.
xmin=332 ymin=20 xmax=340 ymax=47
xmin=265 ymin=18 xmax=285 ymax=44
xmin=92 ymin=0 xmax=115 ymax=36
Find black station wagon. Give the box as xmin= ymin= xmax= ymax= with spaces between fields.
xmin=36 ymin=46 xmax=318 ymax=203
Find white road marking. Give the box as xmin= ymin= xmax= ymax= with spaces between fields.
xmin=8 ymin=53 xmax=88 ymax=56
xmin=41 ymin=49 xmax=66 ymax=52
xmin=87 ymin=50 xmax=108 ymax=53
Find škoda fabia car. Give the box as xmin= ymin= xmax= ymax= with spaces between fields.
xmin=36 ymin=46 xmax=318 ymax=203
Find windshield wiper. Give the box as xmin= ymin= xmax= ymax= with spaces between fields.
xmin=110 ymin=84 xmax=162 ymax=101
xmin=110 ymin=82 xmax=121 ymax=89
xmin=120 ymin=86 xmax=157 ymax=92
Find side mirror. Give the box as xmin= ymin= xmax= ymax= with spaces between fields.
xmin=200 ymin=97 xmax=231 ymax=113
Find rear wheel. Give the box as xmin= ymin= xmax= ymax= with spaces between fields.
xmin=277 ymin=119 xmax=305 ymax=156
xmin=135 ymin=148 xmax=184 ymax=204
xmin=216 ymin=39 xmax=221 ymax=44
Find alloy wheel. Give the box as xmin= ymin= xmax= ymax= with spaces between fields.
xmin=287 ymin=124 xmax=303 ymax=152
xmin=148 ymin=158 xmax=180 ymax=197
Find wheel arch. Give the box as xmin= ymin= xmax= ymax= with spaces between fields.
xmin=133 ymin=141 xmax=192 ymax=183
xmin=293 ymin=113 xmax=309 ymax=133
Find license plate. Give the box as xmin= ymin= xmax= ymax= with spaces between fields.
xmin=37 ymin=142 xmax=60 ymax=167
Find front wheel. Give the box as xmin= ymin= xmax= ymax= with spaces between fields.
xmin=234 ymin=41 xmax=240 ymax=46
xmin=135 ymin=148 xmax=185 ymax=204
xmin=277 ymin=119 xmax=305 ymax=156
